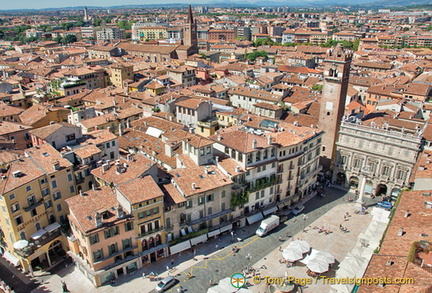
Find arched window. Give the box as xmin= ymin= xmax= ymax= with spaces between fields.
xmin=35 ymin=223 xmax=41 ymax=231
xmin=149 ymin=237 xmax=155 ymax=248
xmin=155 ymin=234 xmax=161 ymax=246
xmin=142 ymin=239 xmax=148 ymax=251
xmin=20 ymin=232 xmax=26 ymax=240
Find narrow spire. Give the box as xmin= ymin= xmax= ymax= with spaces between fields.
xmin=187 ymin=4 xmax=194 ymax=24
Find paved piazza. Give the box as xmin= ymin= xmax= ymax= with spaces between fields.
xmin=31 ymin=188 xmax=379 ymax=293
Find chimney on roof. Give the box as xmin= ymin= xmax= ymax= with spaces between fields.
xmin=252 ymin=138 xmax=258 ymax=149
xmin=267 ymin=135 xmax=273 ymax=145
xmin=52 ymin=160 xmax=60 ymax=171
xmin=118 ymin=123 xmax=123 ymax=136
xmin=235 ymin=166 xmax=240 ymax=173
xmin=117 ymin=205 xmax=124 ymax=219
xmin=192 ymin=182 xmax=196 ymax=190
xmin=217 ymin=135 xmax=222 ymax=141
xmin=95 ymin=212 xmax=102 ymax=227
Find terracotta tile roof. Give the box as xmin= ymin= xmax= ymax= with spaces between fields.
xmin=0 ymin=150 xmax=21 ymax=166
xmin=254 ymin=102 xmax=282 ymax=111
xmin=117 ymin=175 xmax=163 ymax=205
xmin=0 ymin=103 xmax=24 ymax=118
xmin=18 ymin=104 xmax=67 ymax=126
xmin=175 ymin=98 xmax=207 ymax=109
xmin=229 ymin=86 xmax=282 ymax=102
xmin=169 ymin=155 xmax=232 ymax=197
xmin=81 ymin=129 xmax=117 ymax=145
xmin=73 ymin=144 xmax=101 ymax=159
xmin=360 ymin=190 xmax=432 ymax=292
xmin=66 ymin=186 xmax=121 ymax=233
xmin=0 ymin=121 xmax=32 ymax=135
xmin=162 ymin=182 xmax=186 ymax=207
xmin=92 ymin=154 xmax=155 ymax=185
xmin=24 ymin=143 xmax=72 ymax=175
xmin=29 ymin=122 xmax=80 ymax=139
xmin=209 ymin=126 xmax=274 ymax=154
xmin=78 ymin=113 xmax=116 ymax=129
xmin=118 ymin=129 xmax=179 ymax=169
xmin=0 ymin=157 xmax=44 ymax=194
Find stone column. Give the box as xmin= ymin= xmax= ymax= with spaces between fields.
xmin=46 ymin=252 xmax=52 ymax=267
xmin=356 ymin=175 xmax=366 ymax=209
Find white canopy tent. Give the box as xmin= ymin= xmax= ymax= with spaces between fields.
xmin=282 ymin=248 xmax=303 ymax=262
xmin=300 ymin=249 xmax=319 ymax=265
xmin=288 ymin=240 xmax=310 ymax=254
xmin=307 ymin=259 xmax=329 ymax=273
xmin=207 ymin=277 xmax=252 ymax=293
xmin=314 ymin=251 xmax=335 ymax=264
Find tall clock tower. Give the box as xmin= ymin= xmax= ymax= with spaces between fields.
xmin=183 ymin=5 xmax=198 ymax=54
xmin=318 ymin=43 xmax=353 ymax=170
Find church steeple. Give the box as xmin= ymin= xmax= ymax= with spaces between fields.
xmin=187 ymin=4 xmax=194 ymax=24
xmin=183 ymin=4 xmax=198 ymax=54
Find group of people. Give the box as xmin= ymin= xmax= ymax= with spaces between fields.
xmin=339 ymin=225 xmax=349 ymax=232
xmin=313 ymin=226 xmax=333 ymax=234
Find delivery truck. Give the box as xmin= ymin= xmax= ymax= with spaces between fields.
xmin=256 ymin=215 xmax=280 ymax=237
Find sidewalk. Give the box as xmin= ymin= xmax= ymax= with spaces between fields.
xmin=248 ymin=202 xmax=374 ymax=293
xmin=31 ymin=222 xmax=261 ymax=293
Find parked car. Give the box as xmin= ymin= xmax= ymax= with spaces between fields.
xmin=376 ymin=201 xmax=392 ymax=209
xmin=292 ymin=205 xmax=305 ymax=215
xmin=155 ymin=276 xmax=176 ymax=292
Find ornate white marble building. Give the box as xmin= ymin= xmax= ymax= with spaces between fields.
xmin=333 ymin=119 xmax=423 ymax=199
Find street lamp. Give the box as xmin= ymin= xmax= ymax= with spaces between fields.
xmin=302 ymin=214 xmax=308 ymax=232
xmin=246 ymin=253 xmax=252 ymax=272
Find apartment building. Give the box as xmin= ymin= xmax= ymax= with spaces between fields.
xmin=167 ymin=66 xmax=196 ymax=88
xmin=0 ymin=144 xmax=77 ymax=273
xmin=136 ymin=27 xmax=168 ymax=41
xmin=228 ymin=86 xmax=283 ymax=112
xmin=96 ymin=28 xmax=125 ymax=41
xmin=110 ymin=65 xmax=134 ymax=88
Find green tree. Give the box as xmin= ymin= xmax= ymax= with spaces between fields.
xmin=246 ymin=50 xmax=268 ymax=61
xmin=312 ymin=84 xmax=323 ymax=92
xmin=117 ymin=20 xmax=133 ymax=30
xmin=62 ymin=34 xmax=77 ymax=44
xmin=93 ymin=19 xmax=102 ymax=26
xmin=61 ymin=22 xmax=74 ymax=30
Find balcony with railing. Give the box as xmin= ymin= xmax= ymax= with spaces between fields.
xmin=23 ymin=198 xmax=44 ymax=213
xmin=137 ymin=226 xmax=164 ymax=239
xmin=14 ymin=223 xmax=62 ymax=258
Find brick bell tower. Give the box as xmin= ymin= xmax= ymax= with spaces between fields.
xmin=318 ymin=43 xmax=353 ymax=170
xmin=183 ymin=5 xmax=198 ymax=54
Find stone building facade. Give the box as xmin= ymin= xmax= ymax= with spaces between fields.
xmin=333 ymin=119 xmax=422 ymax=199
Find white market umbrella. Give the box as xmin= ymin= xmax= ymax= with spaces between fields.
xmin=13 ymin=240 xmax=29 ymax=250
xmin=344 ymin=255 xmax=365 ymax=268
xmin=336 ymin=266 xmax=358 ymax=278
xmin=218 ymin=278 xmax=234 ymax=292
xmin=290 ymin=240 xmax=310 ymax=253
xmin=282 ymin=248 xmax=303 ymax=262
xmin=300 ymin=249 xmax=319 ymax=265
xmin=207 ymin=277 xmax=252 ymax=293
xmin=314 ymin=251 xmax=335 ymax=264
xmin=307 ymin=259 xmax=329 ymax=273
xmin=331 ymin=283 xmax=355 ymax=293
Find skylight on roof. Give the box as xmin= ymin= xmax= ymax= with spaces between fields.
xmin=42 ymin=152 xmax=50 ymax=157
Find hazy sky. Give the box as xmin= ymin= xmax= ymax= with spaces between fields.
xmin=1 ymin=0 xmax=201 ymax=10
